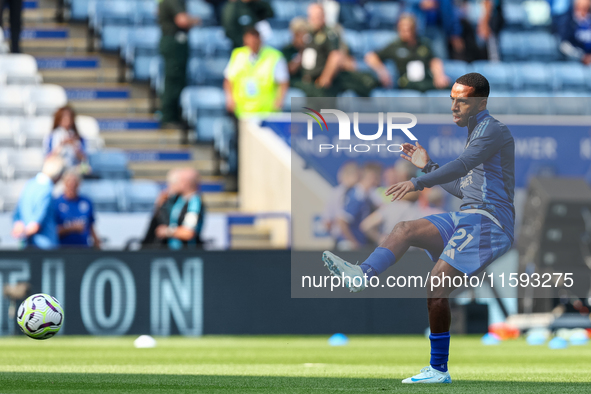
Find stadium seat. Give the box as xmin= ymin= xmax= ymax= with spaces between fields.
xmin=522 ymin=32 xmax=560 ymax=61
xmin=363 ymin=30 xmax=397 ymax=53
xmin=123 ymin=179 xmax=161 ymax=212
xmin=442 ymin=60 xmax=471 ymax=84
xmin=187 ymin=0 xmax=216 ymax=26
xmin=0 ymin=179 xmax=28 ymax=212
xmin=269 ymin=1 xmax=307 ymax=29
xmin=189 ymin=27 xmax=232 ymax=57
xmin=197 ymin=57 xmax=229 ymax=86
xmin=514 ymin=62 xmax=553 ymax=92
xmin=0 ymin=117 xmax=20 ymax=147
xmin=120 ymin=26 xmax=162 ymax=81
xmin=92 ymin=0 xmax=136 ymax=51
xmin=499 ymin=31 xmax=523 ymax=61
xmin=136 ymin=0 xmax=158 ymax=26
xmin=472 ymin=61 xmax=515 ymax=91
xmin=88 ymin=150 xmax=132 ymax=179
xmin=550 ymin=62 xmax=587 ymax=92
xmin=149 ymin=56 xmax=164 ymax=96
xmin=180 ymin=86 xmax=226 ymax=127
xmin=366 ymin=1 xmax=401 ymax=30
xmin=0 ymin=148 xmax=44 ymax=180
xmin=502 ymin=3 xmax=528 ymax=29
xmin=265 ymin=29 xmax=291 ymax=50
xmin=283 ymin=87 xmax=306 ymax=111
xmin=76 ymin=115 xmax=104 ymax=151
xmin=79 ymin=179 xmax=120 ymax=212
xmin=28 ymin=85 xmax=68 ymax=116
xmin=70 ymin=0 xmax=91 ymax=21
xmin=0 ymin=54 xmax=43 ymax=85
xmin=0 ymin=85 xmax=29 ymax=116
xmin=339 ymin=2 xmax=369 ymax=30
xmin=20 ymin=116 xmax=53 ymax=148
xmin=197 ymin=115 xmax=234 ymax=144
xmin=343 ymin=29 xmax=364 ymax=57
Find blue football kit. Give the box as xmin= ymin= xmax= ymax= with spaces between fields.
xmin=55 ymin=195 xmax=95 ymax=246
xmin=411 ymin=109 xmax=515 ymax=275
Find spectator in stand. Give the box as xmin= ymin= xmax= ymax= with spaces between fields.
xmin=12 ymin=155 xmax=64 ymax=250
xmin=557 ymin=0 xmax=591 ymax=64
xmin=336 ymin=163 xmax=381 ymax=250
xmin=44 ymin=106 xmax=89 ymax=174
xmin=294 ymin=3 xmax=345 ymax=97
xmin=322 ymin=161 xmax=359 ymax=240
xmin=0 ymin=0 xmax=23 ymax=53
xmin=282 ymin=17 xmax=308 ymax=83
xmin=222 ymin=0 xmax=274 ymax=48
xmin=453 ymin=0 xmax=491 ymax=62
xmin=364 ymin=14 xmax=449 ymax=92
xmin=155 ymin=168 xmax=206 ymax=249
xmin=55 ymin=171 xmax=100 ymax=249
xmin=142 ymin=168 xmax=182 ymax=248
xmin=158 ymin=0 xmax=201 ymax=126
xmin=224 ymin=27 xmax=289 ymax=118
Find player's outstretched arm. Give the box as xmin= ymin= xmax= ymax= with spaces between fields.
xmin=400 ymin=142 xmax=430 ymax=170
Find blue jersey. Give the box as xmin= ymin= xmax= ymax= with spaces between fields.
xmin=411 ymin=109 xmax=515 ymax=241
xmin=55 ymin=195 xmax=95 ymax=246
xmin=168 ymin=194 xmax=203 ymax=250
xmin=339 ymin=185 xmax=374 ymax=246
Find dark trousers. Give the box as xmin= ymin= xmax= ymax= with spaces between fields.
xmin=0 ymin=0 xmax=22 ymax=53
xmin=159 ymin=35 xmax=189 ymax=123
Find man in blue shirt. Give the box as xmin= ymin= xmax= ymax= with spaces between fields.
xmin=55 ymin=171 xmax=101 ymax=248
xmin=12 ymin=155 xmax=65 ymax=249
xmin=322 ymin=73 xmax=515 ymax=384
xmin=155 ymin=168 xmax=205 ymax=249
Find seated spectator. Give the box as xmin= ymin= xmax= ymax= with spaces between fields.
xmin=224 ymin=27 xmax=289 ymax=118
xmin=55 ymin=171 xmax=100 ymax=248
xmin=155 ymin=168 xmax=206 ymax=249
xmin=12 ymin=155 xmax=65 ymax=250
xmin=336 ymin=163 xmax=381 ymax=250
xmin=322 ymin=161 xmax=359 ymax=239
xmin=282 ymin=17 xmax=308 ymax=82
xmin=222 ymin=0 xmax=274 ymax=48
xmin=293 ymin=3 xmax=345 ymax=97
xmin=453 ymin=0 xmax=491 ymax=62
xmin=142 ymin=168 xmax=182 ymax=248
xmin=44 ymin=106 xmax=89 ymax=173
xmin=364 ymin=14 xmax=449 ymax=92
xmin=557 ymin=0 xmax=591 ymax=64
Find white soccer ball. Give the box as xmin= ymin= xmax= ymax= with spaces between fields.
xmin=16 ymin=294 xmax=64 ymax=340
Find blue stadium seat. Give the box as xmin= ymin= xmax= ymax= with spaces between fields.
xmin=522 ymin=32 xmax=560 ymax=61
xmin=283 ymin=87 xmax=306 ymax=111
xmin=269 ymin=1 xmax=307 ymax=28
xmin=187 ymin=0 xmax=216 ymax=26
xmin=71 ymin=0 xmax=91 ymax=21
xmin=180 ymin=86 xmax=226 ymax=126
xmin=363 ymin=30 xmax=397 ymax=53
xmin=149 ymin=56 xmax=164 ymax=95
xmin=472 ymin=61 xmax=515 ymax=91
xmin=366 ymin=1 xmax=401 ymax=30
xmin=136 ymin=0 xmax=158 ymax=25
xmin=197 ymin=115 xmax=234 ymax=144
xmin=123 ymin=180 xmax=161 ymax=212
xmin=511 ymin=92 xmax=551 ymax=115
xmin=502 ymin=3 xmax=527 ymax=29
xmin=88 ymin=150 xmax=132 ymax=179
xmin=339 ymin=2 xmax=369 ymax=30
xmin=189 ymin=27 xmax=232 ymax=56
xmin=79 ymin=180 xmax=120 ymax=212
xmin=120 ymin=26 xmax=161 ymax=81
xmin=265 ymin=29 xmax=291 ymax=50
xmin=94 ymin=1 xmax=136 ymax=51
xmin=188 ymin=57 xmax=229 ymax=86
xmin=515 ymin=62 xmax=553 ymax=91
xmin=550 ymin=62 xmax=587 ymax=92
xmin=442 ymin=60 xmax=470 ymax=83
xmin=499 ymin=31 xmax=523 ymax=61
xmin=343 ymin=29 xmax=364 ymax=57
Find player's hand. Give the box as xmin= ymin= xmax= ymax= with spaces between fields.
xmin=315 ymin=74 xmax=332 ymax=88
xmin=155 ymin=225 xmax=169 ymax=239
xmin=11 ymin=221 xmax=25 ymax=238
xmin=400 ymin=141 xmax=430 ymax=169
xmin=385 ymin=180 xmax=416 ymax=201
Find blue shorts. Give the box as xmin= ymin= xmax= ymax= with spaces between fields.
xmin=423 ymin=212 xmax=513 ymax=276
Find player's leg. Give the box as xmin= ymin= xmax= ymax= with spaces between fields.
xmin=402 ymin=259 xmax=461 ymax=384
xmin=323 ymin=216 xmax=449 ymax=292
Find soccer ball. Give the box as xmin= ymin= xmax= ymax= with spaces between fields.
xmin=16 ymin=294 xmax=64 ymax=340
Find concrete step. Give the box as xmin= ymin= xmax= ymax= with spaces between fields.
xmin=70 ymin=98 xmax=152 ymax=114
xmin=129 ymin=160 xmax=217 ymax=177
xmin=40 ymin=67 xmax=119 ymax=83
xmin=202 ymin=192 xmax=239 ymax=210
xmin=21 ymin=37 xmax=87 ymax=52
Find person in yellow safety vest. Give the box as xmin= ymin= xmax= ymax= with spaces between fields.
xmin=223 ymin=27 xmax=290 ymax=118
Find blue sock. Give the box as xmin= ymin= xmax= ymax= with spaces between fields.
xmin=359 ymin=247 xmax=396 ymax=278
xmin=429 ymin=331 xmax=450 ymax=372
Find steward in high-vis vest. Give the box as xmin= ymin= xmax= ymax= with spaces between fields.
xmin=223 ymin=28 xmax=289 ymax=118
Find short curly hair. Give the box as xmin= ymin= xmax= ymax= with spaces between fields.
xmin=455 ymin=73 xmax=490 ymax=98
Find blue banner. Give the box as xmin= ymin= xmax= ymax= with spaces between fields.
xmin=66 ymin=89 xmax=130 ymax=100
xmin=97 ymin=119 xmax=160 ymax=131
xmin=36 ymin=57 xmax=100 ymax=69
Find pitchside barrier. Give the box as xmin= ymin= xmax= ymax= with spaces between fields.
xmin=0 ymin=250 xmax=430 ymax=336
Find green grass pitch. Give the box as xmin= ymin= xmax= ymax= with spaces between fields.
xmin=0 ymin=335 xmax=590 ymax=393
